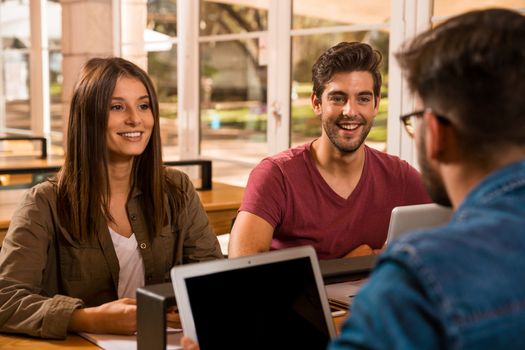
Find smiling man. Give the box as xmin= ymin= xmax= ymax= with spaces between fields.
xmin=229 ymin=42 xmax=431 ymax=259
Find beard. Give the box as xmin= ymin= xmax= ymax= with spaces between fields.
xmin=322 ymin=114 xmax=373 ymax=154
xmin=417 ymin=128 xmax=453 ymax=207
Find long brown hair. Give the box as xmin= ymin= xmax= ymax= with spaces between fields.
xmin=57 ymin=57 xmax=183 ymax=242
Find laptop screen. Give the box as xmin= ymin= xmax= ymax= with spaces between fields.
xmin=172 ymin=246 xmax=335 ymax=350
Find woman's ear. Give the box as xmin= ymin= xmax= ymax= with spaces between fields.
xmin=311 ymin=93 xmax=322 ymax=116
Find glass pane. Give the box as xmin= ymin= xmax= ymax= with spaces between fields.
xmin=49 ymin=1 xmax=63 ymax=154
xmin=50 ymin=51 xmax=63 ymax=152
xmin=48 ymin=0 xmax=61 ymax=50
xmin=433 ymin=0 xmax=524 ymax=18
xmin=1 ymin=0 xmax=31 ymax=131
xmin=200 ymin=1 xmax=268 ymax=36
xmin=4 ymin=51 xmax=31 ymax=131
xmin=1 ymin=0 xmax=31 ymax=50
xmin=200 ymin=39 xmax=268 ymax=186
xmin=147 ymin=0 xmax=178 ymax=37
xmin=148 ymin=47 xmax=179 ymax=155
xmin=293 ymin=0 xmax=390 ymax=29
xmin=291 ymin=31 xmax=389 ymax=152
xmin=147 ymin=0 xmax=178 ymax=157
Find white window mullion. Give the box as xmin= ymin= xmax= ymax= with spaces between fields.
xmin=386 ymin=0 xmax=406 ymax=159
xmin=29 ymin=0 xmax=50 ymax=137
xmin=387 ymin=0 xmax=432 ymax=166
xmin=267 ymin=0 xmax=292 ymax=155
xmin=112 ymin=0 xmax=122 ymax=57
xmin=177 ymin=0 xmax=200 ymax=159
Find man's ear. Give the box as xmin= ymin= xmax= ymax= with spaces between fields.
xmin=424 ymin=112 xmax=453 ymax=163
xmin=311 ymin=93 xmax=322 ymax=116
xmin=374 ymin=95 xmax=381 ymax=114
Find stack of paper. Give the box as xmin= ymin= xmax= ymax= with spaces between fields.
xmin=79 ymin=328 xmax=182 ymax=350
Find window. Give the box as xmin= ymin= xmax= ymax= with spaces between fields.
xmin=7 ymin=0 xmax=521 ymax=183
xmin=1 ymin=0 xmax=31 ymax=132
xmin=291 ymin=0 xmax=390 ymax=152
xmin=147 ymin=0 xmax=179 ymax=157
xmin=199 ymin=1 xmax=268 ymax=185
xmin=0 ymin=0 xmax=61 ymax=155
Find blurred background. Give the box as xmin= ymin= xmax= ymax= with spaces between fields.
xmin=1 ymin=0 xmax=523 ymax=186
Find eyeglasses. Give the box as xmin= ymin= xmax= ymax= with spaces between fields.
xmin=399 ymin=109 xmax=451 ymax=138
xmin=400 ymin=110 xmax=426 ymax=137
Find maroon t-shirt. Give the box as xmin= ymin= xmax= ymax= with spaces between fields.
xmin=239 ymin=142 xmax=431 ymax=259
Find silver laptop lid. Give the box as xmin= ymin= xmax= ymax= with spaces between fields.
xmin=171 ymin=246 xmax=336 ymax=350
xmin=385 ymin=203 xmax=453 ymax=245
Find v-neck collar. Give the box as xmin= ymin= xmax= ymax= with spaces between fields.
xmin=304 ymin=141 xmax=368 ymax=203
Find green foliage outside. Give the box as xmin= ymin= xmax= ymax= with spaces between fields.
xmin=195 ymin=96 xmax=388 ymax=143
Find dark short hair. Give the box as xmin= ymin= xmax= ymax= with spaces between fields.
xmin=396 ymin=8 xmax=525 ymax=164
xmin=312 ymin=42 xmax=382 ymax=103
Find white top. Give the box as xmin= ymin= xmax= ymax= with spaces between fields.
xmin=108 ymin=226 xmax=145 ymax=299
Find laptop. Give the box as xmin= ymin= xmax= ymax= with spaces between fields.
xmin=385 ymin=203 xmax=453 ymax=245
xmin=320 ymin=255 xmax=376 ymax=284
xmin=171 ymin=246 xmax=336 ymax=350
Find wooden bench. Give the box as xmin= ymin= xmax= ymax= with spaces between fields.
xmin=0 ymin=133 xmax=47 ymax=159
xmin=0 ymin=158 xmax=213 ymax=190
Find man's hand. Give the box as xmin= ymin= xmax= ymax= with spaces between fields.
xmin=344 ymin=244 xmax=374 ymax=258
xmin=181 ymin=336 xmax=200 ymax=350
xmin=166 ymin=306 xmax=182 ymax=329
xmin=344 ymin=244 xmax=383 ymax=258
xmin=68 ymin=298 xmax=137 ymax=335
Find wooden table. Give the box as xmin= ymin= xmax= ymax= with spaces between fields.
xmin=0 ymin=333 xmax=96 ymax=349
xmin=197 ymin=182 xmax=244 ymax=235
xmin=0 ymin=182 xmax=244 ymax=245
xmin=0 ymin=314 xmax=348 ymax=349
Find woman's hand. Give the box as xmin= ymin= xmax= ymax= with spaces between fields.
xmin=68 ymin=298 xmax=137 ymax=335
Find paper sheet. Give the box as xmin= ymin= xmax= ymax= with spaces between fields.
xmin=79 ymin=328 xmax=183 ymax=350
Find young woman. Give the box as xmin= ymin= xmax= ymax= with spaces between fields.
xmin=0 ymin=57 xmax=222 ymax=338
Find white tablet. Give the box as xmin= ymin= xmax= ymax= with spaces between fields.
xmin=171 ymin=246 xmax=336 ymax=350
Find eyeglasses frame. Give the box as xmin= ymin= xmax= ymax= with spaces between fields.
xmin=399 ymin=109 xmax=451 ymax=137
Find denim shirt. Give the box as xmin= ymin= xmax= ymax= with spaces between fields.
xmin=329 ymin=159 xmax=525 ymax=350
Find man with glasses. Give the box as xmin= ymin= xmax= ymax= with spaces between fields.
xmin=329 ymin=8 xmax=525 ymax=349
xmin=228 ymin=42 xmax=430 ymax=260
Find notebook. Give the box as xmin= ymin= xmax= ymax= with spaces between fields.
xmin=171 ymin=246 xmax=336 ymax=350
xmin=385 ymin=203 xmax=453 ymax=245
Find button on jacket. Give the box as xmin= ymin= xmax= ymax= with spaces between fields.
xmin=0 ymin=168 xmax=223 ymax=339
xmin=330 ymin=159 xmax=525 ymax=349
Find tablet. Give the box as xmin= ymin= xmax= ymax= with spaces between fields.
xmin=171 ymin=246 xmax=336 ymax=350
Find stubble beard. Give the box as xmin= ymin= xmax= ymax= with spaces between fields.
xmin=322 ymin=115 xmax=373 ymax=154
xmin=417 ymin=128 xmax=453 ymax=207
